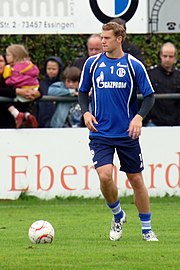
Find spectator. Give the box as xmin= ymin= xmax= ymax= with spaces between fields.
xmin=73 ymin=34 xmax=103 ymax=70
xmin=0 ymin=52 xmax=41 ymax=128
xmin=49 ymin=66 xmax=81 ymax=128
xmin=73 ymin=34 xmax=103 ymax=127
xmin=146 ymin=42 xmax=180 ymax=126
xmin=110 ymin=18 xmax=144 ymax=63
xmin=36 ymin=56 xmax=64 ymax=128
xmin=3 ymin=44 xmax=39 ymax=128
xmin=0 ymin=53 xmax=6 ymax=87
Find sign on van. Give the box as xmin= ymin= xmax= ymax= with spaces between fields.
xmin=0 ymin=0 xmax=179 ymax=34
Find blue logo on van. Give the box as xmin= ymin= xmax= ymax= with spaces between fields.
xmin=89 ymin=0 xmax=139 ymax=23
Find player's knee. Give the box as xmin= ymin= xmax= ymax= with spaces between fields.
xmin=99 ymin=172 xmax=112 ymax=185
xmin=128 ymin=173 xmax=143 ymax=188
xmin=97 ymin=165 xmax=113 ymax=184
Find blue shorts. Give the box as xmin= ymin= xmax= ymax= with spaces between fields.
xmin=89 ymin=136 xmax=144 ymax=173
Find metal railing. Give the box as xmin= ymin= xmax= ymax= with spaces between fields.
xmin=0 ymin=93 xmax=180 ymax=103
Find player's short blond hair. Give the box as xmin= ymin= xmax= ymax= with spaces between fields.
xmin=102 ymin=22 xmax=126 ymax=43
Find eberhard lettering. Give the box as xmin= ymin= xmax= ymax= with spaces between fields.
xmin=0 ymin=0 xmax=69 ymax=17
xmin=6 ymin=152 xmax=180 ymax=193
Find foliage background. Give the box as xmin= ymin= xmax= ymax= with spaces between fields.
xmin=0 ymin=33 xmax=179 ymax=73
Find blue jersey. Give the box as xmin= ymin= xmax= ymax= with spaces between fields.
xmin=79 ymin=53 xmax=154 ymax=138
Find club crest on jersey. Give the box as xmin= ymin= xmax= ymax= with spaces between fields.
xmin=116 ymin=68 xmax=126 ymax=77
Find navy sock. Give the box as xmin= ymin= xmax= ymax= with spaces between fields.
xmin=107 ymin=200 xmax=123 ymax=223
xmin=139 ymin=213 xmax=151 ymax=234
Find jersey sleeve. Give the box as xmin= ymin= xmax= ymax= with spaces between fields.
xmin=131 ymin=58 xmax=154 ymax=97
xmin=79 ymin=57 xmax=95 ymax=93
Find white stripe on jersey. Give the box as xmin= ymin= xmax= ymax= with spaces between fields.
xmin=128 ymin=54 xmax=154 ymax=94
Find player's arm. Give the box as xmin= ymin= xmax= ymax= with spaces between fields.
xmin=138 ymin=93 xmax=155 ymax=119
xmin=78 ymin=57 xmax=98 ymax=131
xmin=78 ymin=91 xmax=89 ymax=115
xmin=78 ymin=91 xmax=98 ymax=132
xmin=128 ymin=59 xmax=155 ymax=139
xmin=128 ymin=93 xmax=155 ymax=139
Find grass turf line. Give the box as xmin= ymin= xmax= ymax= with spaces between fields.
xmin=0 ymin=196 xmax=179 ymax=270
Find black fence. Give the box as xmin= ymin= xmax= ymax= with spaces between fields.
xmin=0 ymin=93 xmax=180 ymax=103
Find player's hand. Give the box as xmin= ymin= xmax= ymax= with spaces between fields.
xmin=128 ymin=114 xmax=143 ymax=139
xmin=83 ymin=112 xmax=98 ymax=132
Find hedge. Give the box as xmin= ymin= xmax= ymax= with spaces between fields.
xmin=0 ymin=33 xmax=179 ymax=73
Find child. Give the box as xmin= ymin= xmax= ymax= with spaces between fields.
xmin=48 ymin=66 xmax=81 ymax=128
xmin=35 ymin=56 xmax=64 ymax=128
xmin=3 ymin=44 xmax=39 ymax=128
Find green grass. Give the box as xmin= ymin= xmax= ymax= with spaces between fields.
xmin=0 ymin=195 xmax=179 ymax=270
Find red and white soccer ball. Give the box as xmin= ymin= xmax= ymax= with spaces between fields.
xmin=28 ymin=220 xmax=55 ymax=244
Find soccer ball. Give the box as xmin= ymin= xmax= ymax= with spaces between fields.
xmin=28 ymin=220 xmax=55 ymax=244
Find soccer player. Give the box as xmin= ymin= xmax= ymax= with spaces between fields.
xmin=78 ymin=22 xmax=158 ymax=241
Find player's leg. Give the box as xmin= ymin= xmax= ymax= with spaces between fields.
xmin=96 ymin=164 xmax=126 ymax=241
xmin=96 ymin=164 xmax=117 ymax=204
xmin=117 ymin=137 xmax=158 ymax=241
xmin=126 ymin=172 xmax=150 ymax=213
xmin=127 ymin=172 xmax=158 ymax=241
xmin=89 ymin=137 xmax=117 ymax=203
xmin=89 ymin=137 xmax=126 ymax=241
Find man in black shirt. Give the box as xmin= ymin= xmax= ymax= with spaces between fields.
xmin=146 ymin=42 xmax=180 ymax=126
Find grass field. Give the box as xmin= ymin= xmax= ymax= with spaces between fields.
xmin=0 ymin=195 xmax=179 ymax=270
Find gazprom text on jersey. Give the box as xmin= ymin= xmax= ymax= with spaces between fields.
xmin=98 ymin=82 xmax=127 ymax=88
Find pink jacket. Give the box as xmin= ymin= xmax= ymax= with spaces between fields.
xmin=5 ymin=61 xmax=39 ymax=88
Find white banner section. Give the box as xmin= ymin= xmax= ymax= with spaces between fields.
xmin=0 ymin=127 xmax=180 ymax=200
xmin=0 ymin=0 xmax=148 ymax=34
